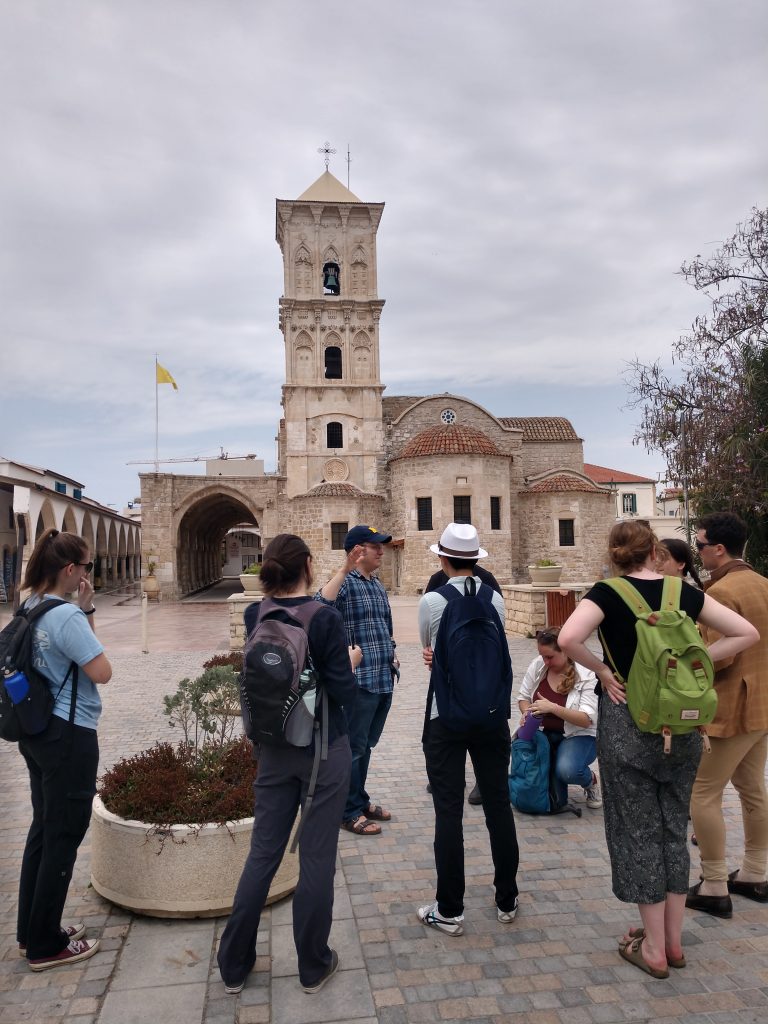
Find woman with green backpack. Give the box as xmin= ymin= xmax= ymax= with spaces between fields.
xmin=558 ymin=520 xmax=757 ymax=980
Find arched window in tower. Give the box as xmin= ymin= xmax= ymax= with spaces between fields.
xmin=327 ymin=422 xmax=343 ymax=449
xmin=322 ymin=261 xmax=340 ymax=295
xmin=324 ymin=345 xmax=342 ymax=379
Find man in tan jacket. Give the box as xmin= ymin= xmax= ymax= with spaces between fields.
xmin=687 ymin=512 xmax=768 ymax=918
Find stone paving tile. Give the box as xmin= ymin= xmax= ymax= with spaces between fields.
xmin=99 ymin=981 xmax=207 ymax=1024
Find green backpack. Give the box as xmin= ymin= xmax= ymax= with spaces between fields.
xmin=599 ymin=575 xmax=716 ymax=749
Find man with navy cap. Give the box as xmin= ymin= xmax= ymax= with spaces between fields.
xmin=316 ymin=525 xmax=398 ymax=836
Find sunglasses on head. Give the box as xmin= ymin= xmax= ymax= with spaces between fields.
xmin=535 ymin=629 xmax=560 ymax=645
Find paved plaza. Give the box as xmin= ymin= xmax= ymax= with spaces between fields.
xmin=1 ymin=593 xmax=767 ymax=1024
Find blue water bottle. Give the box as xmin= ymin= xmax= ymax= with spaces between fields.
xmin=3 ymin=670 xmax=30 ymax=704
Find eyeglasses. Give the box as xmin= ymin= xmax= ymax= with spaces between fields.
xmin=694 ymin=541 xmax=715 ymax=552
xmin=74 ymin=561 xmax=94 ymax=572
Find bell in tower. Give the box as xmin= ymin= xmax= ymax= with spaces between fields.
xmin=323 ymin=261 xmax=340 ymax=295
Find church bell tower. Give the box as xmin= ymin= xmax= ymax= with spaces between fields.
xmin=276 ymin=167 xmax=385 ymax=497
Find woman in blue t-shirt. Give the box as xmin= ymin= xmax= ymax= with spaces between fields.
xmin=16 ymin=528 xmax=111 ymax=972
xmin=559 ymin=520 xmax=757 ymax=980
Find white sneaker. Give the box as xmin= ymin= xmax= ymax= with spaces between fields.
xmin=497 ymin=897 xmax=519 ymax=923
xmin=584 ymin=774 xmax=602 ymax=808
xmin=417 ymin=902 xmax=464 ymax=936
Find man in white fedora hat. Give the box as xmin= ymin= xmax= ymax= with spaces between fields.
xmin=416 ymin=523 xmax=519 ymax=936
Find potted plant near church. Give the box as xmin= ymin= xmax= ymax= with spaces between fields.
xmin=239 ymin=562 xmax=263 ymax=595
xmin=142 ymin=556 xmax=160 ymax=599
xmin=528 ymin=558 xmax=564 ymax=587
xmin=90 ymin=655 xmax=299 ymax=917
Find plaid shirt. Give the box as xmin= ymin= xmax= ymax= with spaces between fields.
xmin=315 ymin=570 xmax=395 ymax=694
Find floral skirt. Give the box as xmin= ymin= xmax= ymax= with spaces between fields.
xmin=596 ymin=698 xmax=702 ymax=904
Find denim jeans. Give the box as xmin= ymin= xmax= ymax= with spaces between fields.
xmin=343 ymin=688 xmax=393 ymax=822
xmin=424 ymin=717 xmax=519 ymax=918
xmin=17 ymin=717 xmax=99 ymax=959
xmin=545 ymin=731 xmax=596 ymax=808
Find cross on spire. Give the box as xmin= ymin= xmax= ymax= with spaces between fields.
xmin=317 ymin=141 xmax=336 ymax=171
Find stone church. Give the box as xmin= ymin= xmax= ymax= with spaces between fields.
xmin=140 ymin=170 xmax=615 ymax=598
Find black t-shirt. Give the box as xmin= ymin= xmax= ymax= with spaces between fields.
xmin=425 ymin=564 xmax=502 ymax=594
xmin=584 ymin=577 xmax=706 ymax=682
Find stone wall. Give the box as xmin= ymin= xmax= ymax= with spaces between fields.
xmin=285 ymin=490 xmax=388 ymax=588
xmin=518 ymin=441 xmax=584 ymax=477
xmin=502 ymin=584 xmax=592 ymax=637
xmin=384 ymin=396 xmax=523 ymax=460
xmin=519 ymin=490 xmax=614 ymax=582
xmin=389 ymin=453 xmax=518 ymax=592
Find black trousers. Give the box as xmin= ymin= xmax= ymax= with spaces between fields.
xmin=424 ymin=717 xmax=519 ymax=918
xmin=217 ymin=736 xmax=351 ymax=989
xmin=18 ymin=717 xmax=99 ymax=958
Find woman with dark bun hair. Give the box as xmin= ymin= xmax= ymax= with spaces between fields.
xmin=559 ymin=520 xmax=757 ymax=980
xmin=659 ymin=537 xmax=703 ymax=589
xmin=15 ymin=528 xmax=111 ymax=972
xmin=218 ymin=534 xmax=359 ymax=997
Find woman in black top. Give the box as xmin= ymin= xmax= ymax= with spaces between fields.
xmin=559 ymin=520 xmax=756 ymax=980
xmin=218 ymin=534 xmax=359 ymax=996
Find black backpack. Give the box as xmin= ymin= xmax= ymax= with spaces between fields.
xmin=428 ymin=579 xmax=512 ymax=732
xmin=0 ymin=599 xmax=77 ymax=742
xmin=240 ymin=599 xmax=326 ymax=851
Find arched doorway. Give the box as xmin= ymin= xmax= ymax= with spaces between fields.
xmin=175 ymin=489 xmax=262 ymax=597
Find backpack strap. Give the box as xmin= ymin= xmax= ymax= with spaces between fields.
xmin=289 ymin=688 xmax=328 ymax=853
xmin=601 ymin=577 xmax=654 ymax=617
xmin=21 ymin=598 xmax=79 ymax=717
xmin=661 ymin=574 xmax=683 ymax=612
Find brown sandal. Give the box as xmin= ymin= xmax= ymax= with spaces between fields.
xmin=618 ymin=935 xmax=669 ymax=978
xmin=622 ymin=927 xmax=686 ymax=968
xmin=340 ymin=816 xmax=381 ymax=836
xmin=366 ymin=804 xmax=391 ymax=821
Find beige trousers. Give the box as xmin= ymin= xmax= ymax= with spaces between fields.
xmin=690 ymin=730 xmax=768 ymax=883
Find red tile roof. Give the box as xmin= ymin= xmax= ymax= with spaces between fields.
xmin=499 ymin=417 xmax=580 ymax=441
xmin=526 ymin=473 xmax=604 ymax=494
xmin=583 ymin=463 xmax=656 ymax=484
xmin=394 ymin=424 xmax=502 ymax=460
xmin=302 ymin=482 xmax=375 ymax=498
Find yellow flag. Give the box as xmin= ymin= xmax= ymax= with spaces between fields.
xmin=156 ymin=362 xmax=178 ymax=390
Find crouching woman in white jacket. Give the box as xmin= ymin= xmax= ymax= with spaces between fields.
xmin=518 ymin=627 xmax=601 ymax=809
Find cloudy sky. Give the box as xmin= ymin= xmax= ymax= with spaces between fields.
xmin=1 ymin=1 xmax=766 ymax=509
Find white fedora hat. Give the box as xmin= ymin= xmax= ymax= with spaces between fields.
xmin=430 ymin=522 xmax=488 ymax=560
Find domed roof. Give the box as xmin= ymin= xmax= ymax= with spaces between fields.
xmin=303 ymin=482 xmax=364 ymax=497
xmin=395 ymin=424 xmax=502 ymax=460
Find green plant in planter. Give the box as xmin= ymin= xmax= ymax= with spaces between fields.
xmin=242 ymin=563 xmax=261 ymax=575
xmin=99 ymin=659 xmax=255 ymax=839
xmin=535 ymin=558 xmax=560 ymax=567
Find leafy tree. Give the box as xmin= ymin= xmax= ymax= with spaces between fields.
xmin=627 ymin=207 xmax=768 ymax=573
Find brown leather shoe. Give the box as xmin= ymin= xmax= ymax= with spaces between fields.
xmin=727 ymin=870 xmax=768 ymax=902
xmin=685 ymin=881 xmax=733 ymax=918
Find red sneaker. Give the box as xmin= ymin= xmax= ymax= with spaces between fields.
xmin=28 ymin=938 xmax=100 ymax=971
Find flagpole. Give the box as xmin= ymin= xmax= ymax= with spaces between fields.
xmin=154 ymin=355 xmax=159 ymax=473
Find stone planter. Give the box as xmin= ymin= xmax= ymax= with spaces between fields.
xmin=142 ymin=575 xmax=160 ymax=599
xmin=528 ymin=565 xmax=563 ymax=587
xmin=90 ymin=796 xmax=298 ymax=918
xmin=239 ymin=573 xmax=263 ymax=595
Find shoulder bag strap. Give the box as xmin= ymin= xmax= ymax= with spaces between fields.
xmin=661 ymin=574 xmax=682 ymax=612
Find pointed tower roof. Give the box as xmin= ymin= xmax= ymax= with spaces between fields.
xmin=296 ymin=170 xmax=361 ymax=203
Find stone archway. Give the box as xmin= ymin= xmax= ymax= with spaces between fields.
xmin=175 ymin=488 xmax=262 ymax=597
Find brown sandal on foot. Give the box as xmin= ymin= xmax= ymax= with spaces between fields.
xmin=340 ymin=816 xmax=382 ymax=836
xmin=366 ymin=804 xmax=391 ymax=821
xmin=622 ymin=927 xmax=686 ymax=968
xmin=618 ymin=935 xmax=669 ymax=979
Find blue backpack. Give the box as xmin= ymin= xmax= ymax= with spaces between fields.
xmin=430 ymin=579 xmax=512 ymax=731
xmin=508 ymin=731 xmax=551 ymax=813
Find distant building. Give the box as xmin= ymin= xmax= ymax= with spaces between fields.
xmin=140 ymin=172 xmax=617 ymax=598
xmin=0 ymin=457 xmax=140 ymax=605
xmin=583 ymin=463 xmax=658 ymax=519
